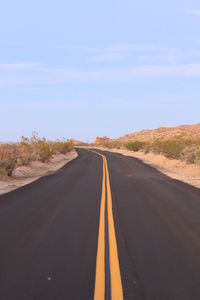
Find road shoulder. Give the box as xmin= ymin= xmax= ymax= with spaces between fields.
xmin=90 ymin=147 xmax=200 ymax=189
xmin=0 ymin=150 xmax=78 ymax=195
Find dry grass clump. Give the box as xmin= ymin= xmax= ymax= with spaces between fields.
xmin=124 ymin=139 xmax=200 ymax=166
xmin=0 ymin=133 xmax=73 ymax=176
xmin=107 ymin=140 xmax=124 ymax=149
xmin=146 ymin=139 xmax=185 ymax=159
xmin=180 ymin=145 xmax=200 ymax=165
xmin=125 ymin=141 xmax=147 ymax=152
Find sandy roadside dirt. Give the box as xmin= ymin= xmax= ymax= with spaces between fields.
xmin=0 ymin=150 xmax=78 ymax=195
xmin=92 ymin=147 xmax=200 ymax=189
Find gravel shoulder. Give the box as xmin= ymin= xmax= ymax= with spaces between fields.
xmin=0 ymin=150 xmax=78 ymax=195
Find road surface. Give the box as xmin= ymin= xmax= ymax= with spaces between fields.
xmin=0 ymin=148 xmax=200 ymax=300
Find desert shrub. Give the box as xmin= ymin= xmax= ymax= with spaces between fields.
xmin=105 ymin=137 xmax=200 ymax=165
xmin=0 ymin=144 xmax=19 ymax=175
xmin=0 ymin=143 xmax=34 ymax=175
xmin=0 ymin=134 xmax=73 ymax=176
xmin=125 ymin=141 xmax=147 ymax=152
xmin=142 ymin=142 xmax=152 ymax=154
xmin=35 ymin=140 xmax=52 ymax=162
xmin=150 ymin=139 xmax=185 ymax=159
xmin=140 ymin=138 xmax=200 ymax=164
xmin=103 ymin=140 xmax=123 ymax=149
xmin=49 ymin=140 xmax=73 ymax=155
xmin=111 ymin=141 xmax=123 ymax=149
xmin=0 ymin=168 xmax=7 ymax=177
xmin=180 ymin=145 xmax=200 ymax=165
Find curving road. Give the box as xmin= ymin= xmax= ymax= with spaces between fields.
xmin=0 ymin=148 xmax=200 ymax=300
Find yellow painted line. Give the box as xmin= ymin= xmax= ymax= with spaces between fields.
xmin=93 ymin=150 xmax=124 ymax=300
xmin=94 ymin=158 xmax=106 ymax=300
xmin=105 ymin=157 xmax=124 ymax=300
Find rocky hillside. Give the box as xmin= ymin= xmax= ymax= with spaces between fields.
xmin=94 ymin=123 xmax=200 ymax=165
xmin=119 ymin=123 xmax=200 ymax=142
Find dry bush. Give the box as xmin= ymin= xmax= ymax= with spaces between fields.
xmin=104 ymin=140 xmax=123 ymax=149
xmin=180 ymin=145 xmax=200 ymax=165
xmin=0 ymin=144 xmax=22 ymax=176
xmin=150 ymin=139 xmax=185 ymax=159
xmin=124 ymin=138 xmax=200 ymax=165
xmin=49 ymin=140 xmax=73 ymax=155
xmin=0 ymin=134 xmax=73 ymax=176
xmin=125 ymin=141 xmax=147 ymax=152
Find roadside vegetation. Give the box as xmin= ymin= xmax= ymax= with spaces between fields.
xmin=0 ymin=133 xmax=73 ymax=176
xmin=124 ymin=139 xmax=200 ymax=165
xmin=95 ymin=138 xmax=200 ymax=166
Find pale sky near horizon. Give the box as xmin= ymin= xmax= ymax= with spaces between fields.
xmin=0 ymin=0 xmax=200 ymax=142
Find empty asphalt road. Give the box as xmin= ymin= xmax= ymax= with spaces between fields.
xmin=0 ymin=148 xmax=200 ymax=300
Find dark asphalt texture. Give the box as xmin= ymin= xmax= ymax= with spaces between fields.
xmin=0 ymin=148 xmax=200 ymax=300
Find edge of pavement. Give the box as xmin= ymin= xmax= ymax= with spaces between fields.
xmin=0 ymin=149 xmax=78 ymax=196
xmin=83 ymin=146 xmax=200 ymax=190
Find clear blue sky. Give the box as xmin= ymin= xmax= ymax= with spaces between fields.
xmin=0 ymin=0 xmax=200 ymax=142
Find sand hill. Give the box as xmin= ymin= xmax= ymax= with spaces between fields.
xmin=118 ymin=123 xmax=200 ymax=142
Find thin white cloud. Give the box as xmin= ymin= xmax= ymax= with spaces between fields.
xmin=90 ymin=43 xmax=173 ymax=62
xmin=186 ymin=9 xmax=200 ymax=16
xmin=128 ymin=63 xmax=200 ymax=78
xmin=0 ymin=62 xmax=43 ymax=71
xmin=1 ymin=62 xmax=200 ymax=86
xmin=0 ymin=42 xmax=177 ymax=63
xmin=137 ymin=54 xmax=178 ymax=64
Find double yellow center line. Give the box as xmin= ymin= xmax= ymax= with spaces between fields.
xmin=93 ymin=152 xmax=124 ymax=300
